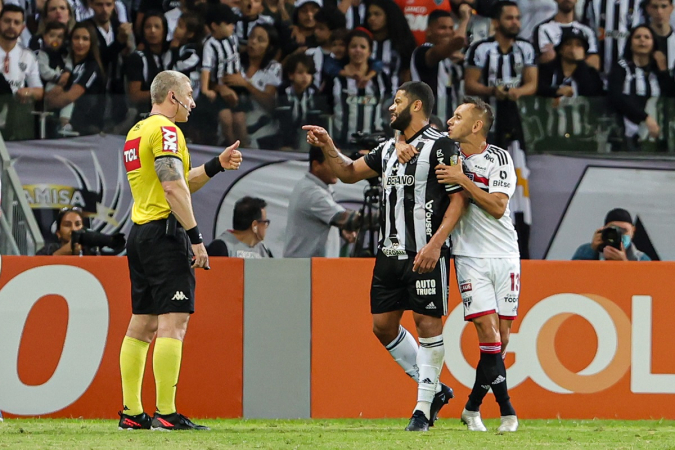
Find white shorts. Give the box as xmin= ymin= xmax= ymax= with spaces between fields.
xmin=454 ymin=256 xmax=520 ymax=321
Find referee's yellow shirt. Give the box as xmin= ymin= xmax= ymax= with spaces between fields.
xmin=123 ymin=115 xmax=191 ymax=225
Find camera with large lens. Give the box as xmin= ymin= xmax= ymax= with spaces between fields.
xmin=600 ymin=226 xmax=623 ymax=250
xmin=350 ymin=131 xmax=387 ymax=150
xmin=71 ymin=229 xmax=126 ymax=251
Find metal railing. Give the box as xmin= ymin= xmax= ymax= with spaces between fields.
xmin=0 ymin=132 xmax=44 ymax=255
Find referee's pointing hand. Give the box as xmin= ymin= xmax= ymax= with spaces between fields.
xmin=219 ymin=140 xmax=243 ymax=170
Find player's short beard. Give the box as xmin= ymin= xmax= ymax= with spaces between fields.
xmin=391 ymin=105 xmax=413 ymax=131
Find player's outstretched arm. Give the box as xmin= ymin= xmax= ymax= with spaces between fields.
xmin=188 ymin=141 xmax=243 ymax=193
xmin=156 ymin=156 xmax=209 ymax=269
xmin=302 ymin=125 xmax=378 ymax=184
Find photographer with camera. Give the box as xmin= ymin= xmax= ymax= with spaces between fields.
xmin=36 ymin=207 xmax=126 ymax=255
xmin=284 ymin=147 xmax=361 ymax=258
xmin=572 ymin=208 xmax=651 ymax=261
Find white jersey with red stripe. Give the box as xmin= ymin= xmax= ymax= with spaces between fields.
xmin=451 ymin=144 xmax=520 ymax=258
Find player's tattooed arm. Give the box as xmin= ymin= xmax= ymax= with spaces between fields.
xmin=155 ymin=156 xmax=183 ymax=182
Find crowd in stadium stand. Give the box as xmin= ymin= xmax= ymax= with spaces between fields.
xmin=0 ymin=0 xmax=674 ymax=152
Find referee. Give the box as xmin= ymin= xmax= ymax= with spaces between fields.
xmin=117 ymin=70 xmax=242 ymax=431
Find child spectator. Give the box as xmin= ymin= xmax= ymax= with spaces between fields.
xmin=235 ymin=0 xmax=274 ymax=47
xmin=277 ymin=52 xmax=325 ymax=149
xmin=200 ymin=3 xmax=247 ymax=145
xmin=305 ymin=6 xmax=345 ymax=88
xmin=168 ymin=10 xmax=206 ymax=141
xmin=323 ymin=27 xmax=381 ymax=89
xmin=36 ymin=22 xmax=72 ymax=130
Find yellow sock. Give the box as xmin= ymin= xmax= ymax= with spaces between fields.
xmin=120 ymin=336 xmax=150 ymax=416
xmin=153 ymin=337 xmax=183 ymax=415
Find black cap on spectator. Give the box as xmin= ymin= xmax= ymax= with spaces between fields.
xmin=208 ymin=3 xmax=239 ymax=25
xmin=604 ymin=208 xmax=632 ymax=225
xmin=557 ymin=27 xmax=590 ymax=53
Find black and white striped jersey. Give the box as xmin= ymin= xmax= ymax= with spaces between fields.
xmin=465 ymin=37 xmax=536 ymax=142
xmin=583 ymin=0 xmax=644 ymax=77
xmin=201 ymin=35 xmax=240 ymax=84
xmin=306 ymin=46 xmax=329 ymax=88
xmin=372 ymin=39 xmax=401 ymax=92
xmin=653 ymin=30 xmax=675 ymax=71
xmin=168 ymin=43 xmax=202 ymax=97
xmin=411 ymin=43 xmax=463 ymax=123
xmin=465 ymin=37 xmax=537 ymax=90
xmin=532 ymin=18 xmax=599 ymax=56
xmin=234 ymin=13 xmax=274 ymax=46
xmin=363 ymin=125 xmax=462 ymax=257
xmin=329 ymin=72 xmax=393 ymax=147
xmin=608 ymin=59 xmax=669 ymax=137
xmin=345 ymin=2 xmax=366 ymax=29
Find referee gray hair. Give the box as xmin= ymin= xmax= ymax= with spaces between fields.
xmin=150 ymin=70 xmax=190 ymax=105
xmin=463 ymin=96 xmax=494 ymax=136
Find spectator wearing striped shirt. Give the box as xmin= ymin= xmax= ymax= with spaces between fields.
xmin=45 ymin=22 xmax=106 ymax=135
xmin=646 ymin=0 xmax=675 ymax=71
xmin=532 ymin=0 xmax=600 ymax=70
xmin=608 ymin=25 xmax=675 ymax=150
xmin=125 ymin=11 xmax=171 ymax=120
xmin=365 ymin=0 xmax=416 ymax=87
xmin=410 ymin=8 xmax=468 ymax=124
xmin=200 ymin=4 xmax=246 ymax=146
xmin=324 ymin=27 xmax=392 ymax=149
xmin=277 ymin=52 xmax=326 ymax=150
xmin=235 ymin=0 xmax=274 ymax=47
xmin=583 ymin=0 xmax=645 ymax=79
xmin=305 ymin=6 xmax=345 ymax=89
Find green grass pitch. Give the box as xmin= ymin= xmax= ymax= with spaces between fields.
xmin=0 ymin=418 xmax=674 ymax=449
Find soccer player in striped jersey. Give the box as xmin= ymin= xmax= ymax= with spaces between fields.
xmin=646 ymin=0 xmax=675 ymax=71
xmin=303 ymin=81 xmax=465 ymax=432
xmin=436 ymin=97 xmax=520 ymax=433
xmin=583 ymin=0 xmax=645 ymax=79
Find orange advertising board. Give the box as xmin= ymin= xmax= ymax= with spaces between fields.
xmin=0 ymin=256 xmax=243 ymax=419
xmin=311 ymin=259 xmax=675 ymax=420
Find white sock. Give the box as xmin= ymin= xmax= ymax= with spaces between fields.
xmin=415 ymin=335 xmax=445 ymax=419
xmin=385 ymin=326 xmax=419 ymax=381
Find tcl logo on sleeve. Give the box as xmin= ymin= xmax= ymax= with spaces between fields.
xmin=161 ymin=127 xmax=178 ymax=153
xmin=123 ymin=137 xmax=141 ymax=172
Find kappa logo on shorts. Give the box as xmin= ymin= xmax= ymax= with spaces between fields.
xmin=416 ymin=279 xmax=436 ymax=296
xmin=171 ymin=291 xmax=189 ymax=301
xmin=460 ymin=281 xmax=472 ymax=293
xmin=161 ymin=127 xmax=178 ymax=153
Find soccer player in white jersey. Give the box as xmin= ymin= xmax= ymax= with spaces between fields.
xmin=437 ymin=97 xmax=520 ymax=433
xmin=303 ymin=81 xmax=466 ymax=432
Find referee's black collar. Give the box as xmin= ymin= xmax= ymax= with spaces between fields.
xmin=405 ymin=125 xmax=431 ymax=144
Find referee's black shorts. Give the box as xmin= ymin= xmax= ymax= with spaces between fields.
xmin=127 ymin=219 xmax=196 ymax=315
xmin=370 ymin=249 xmax=450 ymax=318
